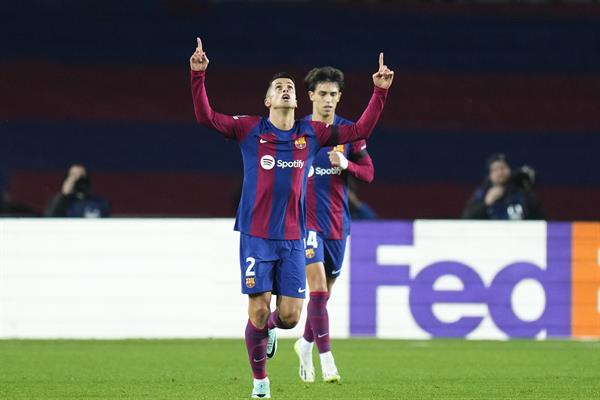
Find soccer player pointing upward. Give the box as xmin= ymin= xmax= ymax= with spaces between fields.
xmin=190 ymin=38 xmax=393 ymax=399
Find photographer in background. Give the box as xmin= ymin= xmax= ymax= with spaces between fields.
xmin=462 ymin=153 xmax=544 ymax=220
xmin=45 ymin=164 xmax=110 ymax=218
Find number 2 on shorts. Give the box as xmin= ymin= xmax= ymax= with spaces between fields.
xmin=245 ymin=257 xmax=256 ymax=277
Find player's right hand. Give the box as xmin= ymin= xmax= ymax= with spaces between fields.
xmin=328 ymin=151 xmax=349 ymax=170
xmin=190 ymin=37 xmax=209 ymax=71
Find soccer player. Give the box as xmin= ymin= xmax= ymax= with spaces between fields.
xmin=189 ymin=38 xmax=393 ymax=399
xmin=294 ymin=67 xmax=375 ymax=384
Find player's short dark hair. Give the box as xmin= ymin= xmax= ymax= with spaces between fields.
xmin=269 ymin=72 xmax=295 ymax=86
xmin=304 ymin=66 xmax=345 ymax=92
xmin=266 ymin=72 xmax=295 ymax=99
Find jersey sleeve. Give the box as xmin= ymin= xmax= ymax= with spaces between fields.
xmin=191 ymin=70 xmax=258 ymax=141
xmin=347 ymin=141 xmax=374 ymax=183
xmin=349 ymin=140 xmax=369 ymax=161
xmin=311 ymin=86 xmax=388 ymax=147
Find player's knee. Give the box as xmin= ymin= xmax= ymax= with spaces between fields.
xmin=278 ymin=308 xmax=301 ymax=328
xmin=306 ymin=263 xmax=328 ymax=292
xmin=248 ymin=304 xmax=270 ymax=327
xmin=308 ymin=274 xmax=327 ymax=292
xmin=309 ymin=280 xmax=328 ymax=292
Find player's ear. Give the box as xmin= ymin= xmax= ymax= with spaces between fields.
xmin=264 ymin=85 xmax=273 ymax=108
xmin=338 ymin=91 xmax=343 ymax=101
xmin=308 ymin=91 xmax=315 ymax=102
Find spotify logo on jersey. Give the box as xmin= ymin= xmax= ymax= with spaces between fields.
xmin=260 ymin=155 xmax=275 ymax=170
xmin=260 ymin=155 xmax=305 ymax=170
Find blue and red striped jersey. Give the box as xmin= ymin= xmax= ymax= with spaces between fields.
xmin=191 ymin=70 xmax=386 ymax=240
xmin=304 ymin=115 xmax=374 ymax=240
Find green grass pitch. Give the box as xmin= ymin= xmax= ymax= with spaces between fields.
xmin=1 ymin=339 xmax=599 ymax=399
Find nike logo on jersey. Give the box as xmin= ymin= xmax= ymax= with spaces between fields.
xmin=259 ymin=139 xmax=267 ymax=143
xmin=331 ymin=268 xmax=342 ymax=275
xmin=317 ymin=333 xmax=329 ymax=338
xmin=298 ymin=288 xmax=306 ymax=293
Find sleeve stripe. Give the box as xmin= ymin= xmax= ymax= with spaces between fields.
xmin=329 ymin=125 xmax=340 ymax=147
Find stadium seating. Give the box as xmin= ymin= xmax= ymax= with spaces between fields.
xmin=2 ymin=1 xmax=599 ymax=219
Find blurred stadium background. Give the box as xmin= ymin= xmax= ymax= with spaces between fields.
xmin=2 ymin=0 xmax=600 ymax=219
xmin=1 ymin=1 xmax=600 ymax=399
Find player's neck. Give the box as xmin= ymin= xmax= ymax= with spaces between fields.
xmin=311 ymin=110 xmax=335 ymax=125
xmin=269 ymin=108 xmax=295 ymax=131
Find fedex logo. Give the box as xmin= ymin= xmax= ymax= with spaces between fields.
xmin=350 ymin=221 xmax=600 ymax=339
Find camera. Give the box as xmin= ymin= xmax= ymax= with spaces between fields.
xmin=73 ymin=177 xmax=91 ymax=195
xmin=511 ymin=165 xmax=536 ymax=190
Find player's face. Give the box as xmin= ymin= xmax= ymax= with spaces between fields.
xmin=309 ymin=82 xmax=342 ymax=119
xmin=489 ymin=160 xmax=511 ymax=186
xmin=265 ymin=78 xmax=297 ymax=110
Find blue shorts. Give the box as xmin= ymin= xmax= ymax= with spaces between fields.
xmin=304 ymin=230 xmax=347 ymax=278
xmin=239 ymin=233 xmax=306 ymax=299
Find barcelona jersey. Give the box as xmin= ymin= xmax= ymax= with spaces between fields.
xmin=304 ymin=115 xmax=374 ymax=240
xmin=191 ymin=70 xmax=386 ymax=240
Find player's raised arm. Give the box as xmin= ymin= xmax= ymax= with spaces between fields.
xmin=348 ymin=141 xmax=375 ymax=183
xmin=313 ymin=53 xmax=394 ymax=147
xmin=190 ymin=38 xmax=256 ymax=140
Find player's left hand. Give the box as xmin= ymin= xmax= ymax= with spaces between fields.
xmin=372 ymin=52 xmax=394 ymax=89
xmin=190 ymin=37 xmax=209 ymax=71
xmin=328 ymin=151 xmax=349 ymax=170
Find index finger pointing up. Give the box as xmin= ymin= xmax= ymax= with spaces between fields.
xmin=379 ymin=52 xmax=384 ymax=70
xmin=197 ymin=37 xmax=203 ymax=51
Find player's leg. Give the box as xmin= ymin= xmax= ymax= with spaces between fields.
xmin=293 ymin=260 xmax=325 ymax=383
xmin=265 ymin=242 xmax=305 ymax=359
xmin=313 ymin=236 xmax=347 ymax=383
xmin=294 ymin=230 xmax=326 ymax=382
xmin=269 ymin=294 xmax=304 ymax=328
xmin=306 ymin=260 xmax=329 ymax=352
xmin=303 ymin=230 xmax=328 ymax=343
xmin=264 ymin=294 xmax=281 ymax=359
xmin=246 ymin=292 xmax=271 ymax=398
xmin=240 ymin=234 xmax=276 ymax=398
xmin=267 ymin=238 xmax=307 ymax=338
